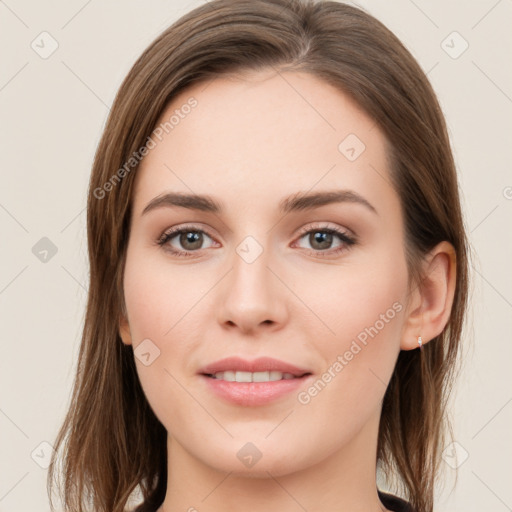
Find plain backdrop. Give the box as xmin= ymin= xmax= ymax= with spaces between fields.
xmin=0 ymin=1 xmax=511 ymax=511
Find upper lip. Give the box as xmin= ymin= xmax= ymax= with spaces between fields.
xmin=198 ymin=356 xmax=312 ymax=377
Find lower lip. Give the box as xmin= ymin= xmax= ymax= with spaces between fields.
xmin=200 ymin=374 xmax=312 ymax=406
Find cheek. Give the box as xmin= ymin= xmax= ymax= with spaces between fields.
xmin=122 ymin=246 xmax=219 ymax=419
xmin=290 ymin=242 xmax=408 ymax=411
xmin=122 ymin=250 xmax=198 ymax=429
xmin=122 ymin=246 xmax=211 ymax=343
xmin=292 ymin=239 xmax=407 ymax=348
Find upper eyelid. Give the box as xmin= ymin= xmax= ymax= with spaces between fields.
xmin=160 ymin=222 xmax=353 ymax=245
xmin=297 ymin=222 xmax=352 ymax=236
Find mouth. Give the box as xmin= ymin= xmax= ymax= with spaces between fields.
xmin=197 ymin=356 xmax=313 ymax=406
xmin=198 ymin=356 xmax=311 ymax=379
xmin=202 ymin=370 xmax=312 ymax=382
xmin=199 ymin=372 xmax=313 ymax=406
xmin=198 ymin=357 xmax=313 ymax=406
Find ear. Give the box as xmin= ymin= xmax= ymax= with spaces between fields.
xmin=400 ymin=241 xmax=457 ymax=350
xmin=119 ymin=311 xmax=133 ymax=346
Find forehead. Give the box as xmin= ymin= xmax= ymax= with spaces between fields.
xmin=132 ymin=69 xmax=394 ymax=217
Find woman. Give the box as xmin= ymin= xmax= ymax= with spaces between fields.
xmin=47 ymin=1 xmax=470 ymax=511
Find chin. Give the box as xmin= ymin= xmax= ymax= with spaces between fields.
xmin=198 ymin=439 xmax=310 ymax=478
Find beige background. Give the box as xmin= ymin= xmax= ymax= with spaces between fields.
xmin=1 ymin=0 xmax=511 ymax=510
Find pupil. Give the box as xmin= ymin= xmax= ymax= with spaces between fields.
xmin=311 ymin=231 xmax=332 ymax=250
xmin=181 ymin=231 xmax=202 ymax=250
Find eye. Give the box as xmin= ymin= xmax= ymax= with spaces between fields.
xmin=157 ymin=224 xmax=216 ymax=257
xmin=156 ymin=222 xmax=357 ymax=258
xmin=293 ymin=223 xmax=356 ymax=257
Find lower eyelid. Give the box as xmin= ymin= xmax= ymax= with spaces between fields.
xmin=160 ymin=229 xmax=216 ymax=249
xmin=293 ymin=232 xmax=353 ymax=252
xmin=158 ymin=226 xmax=355 ymax=255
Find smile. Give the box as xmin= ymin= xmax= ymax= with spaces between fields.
xmin=206 ymin=370 xmax=306 ymax=382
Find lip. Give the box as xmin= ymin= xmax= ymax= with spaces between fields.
xmin=198 ymin=356 xmax=313 ymax=407
xmin=198 ymin=356 xmax=311 ymax=377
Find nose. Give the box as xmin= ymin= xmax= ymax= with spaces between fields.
xmin=217 ymin=239 xmax=288 ymax=335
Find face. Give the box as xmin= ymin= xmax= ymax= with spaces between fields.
xmin=119 ymin=69 xmax=411 ymax=477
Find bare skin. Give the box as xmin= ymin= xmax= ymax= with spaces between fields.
xmin=119 ymin=69 xmax=456 ymax=512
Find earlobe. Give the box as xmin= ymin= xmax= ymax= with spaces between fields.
xmin=119 ymin=314 xmax=133 ymax=346
xmin=400 ymin=241 xmax=457 ymax=351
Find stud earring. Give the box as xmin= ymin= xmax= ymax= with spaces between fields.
xmin=418 ymin=336 xmax=423 ymax=349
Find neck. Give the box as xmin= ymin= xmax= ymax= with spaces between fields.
xmin=157 ymin=408 xmax=390 ymax=512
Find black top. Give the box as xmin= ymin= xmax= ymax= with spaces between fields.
xmin=134 ymin=490 xmax=413 ymax=512
xmin=378 ymin=490 xmax=414 ymax=511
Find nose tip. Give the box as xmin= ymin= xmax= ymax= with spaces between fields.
xmin=217 ymin=245 xmax=287 ymax=334
xmin=225 ymin=316 xmax=276 ymax=335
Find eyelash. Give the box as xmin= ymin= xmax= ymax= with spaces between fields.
xmin=156 ymin=223 xmax=357 ymax=258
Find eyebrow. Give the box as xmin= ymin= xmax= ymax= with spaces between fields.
xmin=141 ymin=189 xmax=377 ymax=216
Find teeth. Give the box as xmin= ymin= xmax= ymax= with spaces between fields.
xmin=211 ymin=370 xmax=297 ymax=382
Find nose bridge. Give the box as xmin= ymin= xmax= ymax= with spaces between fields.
xmin=218 ymin=232 xmax=287 ymax=332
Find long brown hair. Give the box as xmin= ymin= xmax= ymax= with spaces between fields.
xmin=47 ymin=1 xmax=470 ymax=511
